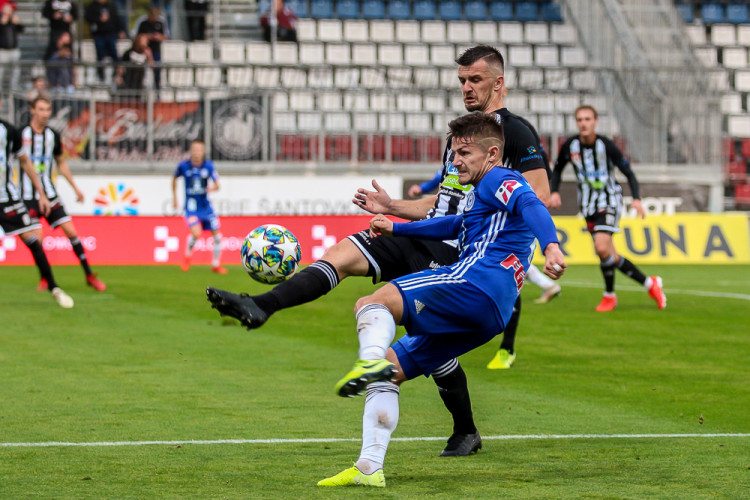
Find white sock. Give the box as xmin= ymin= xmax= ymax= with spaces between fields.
xmin=526 ymin=264 xmax=555 ymax=290
xmin=356 ymin=304 xmax=396 ymax=361
xmin=357 ymin=381 xmax=400 ymax=472
xmin=643 ymin=277 xmax=653 ymax=289
xmin=212 ymin=233 xmax=222 ymax=267
xmin=186 ymin=235 xmax=196 ymax=257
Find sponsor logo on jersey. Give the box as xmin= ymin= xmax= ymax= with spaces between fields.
xmin=495 ymin=180 xmax=522 ymax=205
xmin=414 ymin=299 xmax=425 ymax=314
xmin=428 ymin=261 xmax=440 ymax=269
xmin=527 ymin=146 xmax=537 ymax=154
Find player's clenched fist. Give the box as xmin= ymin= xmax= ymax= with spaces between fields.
xmin=369 ymin=214 xmax=393 ymax=238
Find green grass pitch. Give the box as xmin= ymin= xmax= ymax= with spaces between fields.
xmin=1 ymin=263 xmax=748 ymax=499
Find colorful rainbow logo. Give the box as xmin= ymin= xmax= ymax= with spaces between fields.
xmin=93 ymin=183 xmax=139 ymax=216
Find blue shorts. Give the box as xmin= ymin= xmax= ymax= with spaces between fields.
xmin=185 ymin=209 xmax=219 ymax=232
xmin=391 ymin=268 xmax=514 ymax=380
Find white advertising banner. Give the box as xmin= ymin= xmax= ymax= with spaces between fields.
xmin=53 ymin=175 xmax=403 ymax=216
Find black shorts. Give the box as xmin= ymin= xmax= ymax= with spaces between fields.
xmin=585 ymin=206 xmax=621 ymax=234
xmin=25 ymin=198 xmax=71 ymax=228
xmin=0 ymin=200 xmax=40 ymax=236
xmin=347 ymin=229 xmax=460 ymax=283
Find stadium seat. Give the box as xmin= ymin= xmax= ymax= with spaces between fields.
xmin=343 ymin=19 xmax=368 ymax=41
xmin=684 ymin=25 xmax=706 ymax=46
xmin=390 ymin=135 xmax=413 ymax=160
xmin=551 ymin=23 xmax=576 ymax=45
xmin=219 ymin=41 xmax=244 ymax=63
xmin=742 ymin=138 xmax=750 ymax=158
xmin=412 ymin=0 xmax=436 ymax=20
xmin=525 ymin=23 xmax=548 ymax=44
xmin=701 ymin=4 xmax=724 ymax=24
xmin=711 ymin=24 xmax=736 ymax=46
xmin=413 ymin=67 xmax=439 ymax=87
xmin=273 ymin=42 xmax=299 ymax=64
xmin=395 ymin=20 xmax=420 ymax=42
xmin=281 ymin=68 xmax=308 ymax=88
xmin=423 ymin=92 xmax=446 ymax=111
xmin=546 ymin=68 xmax=570 ymax=90
xmin=723 ymin=48 xmax=748 ymax=69
xmin=728 ymin=161 xmax=747 ymax=180
xmin=734 ymin=184 xmax=750 ymax=206
xmin=735 ymin=70 xmax=750 ymax=91
xmin=310 ymin=0 xmax=333 ymax=18
xmin=561 ymin=46 xmax=587 ymax=67
xmin=421 ymin=20 xmax=446 ymax=43
xmin=388 ymin=67 xmax=412 ymax=88
xmin=509 ymin=45 xmax=533 ymax=66
xmin=246 ymin=42 xmax=272 ymax=64
xmin=438 ymin=1 xmax=462 ymax=21
xmin=534 ymin=45 xmax=559 ymax=67
xmin=188 ymin=42 xmax=212 ymax=62
xmin=308 ymin=67 xmax=334 ymax=87
xmin=370 ymin=19 xmax=395 ymax=42
xmin=227 ymin=67 xmax=252 ymax=87
xmin=404 ymin=44 xmax=429 ymax=65
xmin=161 ymin=40 xmax=186 ymax=62
xmin=499 ymin=22 xmax=524 ymax=44
xmin=489 ymin=1 xmax=514 ymax=21
xmin=254 ymin=67 xmax=280 ymax=87
xmin=515 ymin=2 xmax=539 ymax=22
xmin=675 ymin=3 xmax=694 ymax=24
xmin=325 ymin=135 xmax=353 ymax=158
xmin=334 ymin=67 xmax=359 ymax=88
xmin=465 ymin=1 xmax=487 ymax=21
xmin=326 ymin=43 xmax=351 ymax=65
xmin=722 ymin=138 xmax=737 ymax=161
xmin=447 ymin=22 xmax=472 ymax=43
xmin=361 ymin=68 xmax=386 ymax=89
xmin=405 ymin=113 xmax=431 ymax=133
xmin=318 ymin=90 xmax=343 ymax=111
xmin=359 ymin=135 xmax=386 ymax=160
xmin=397 ymin=92 xmax=422 ymax=112
xmin=352 ymin=43 xmax=378 ymax=65
xmin=195 ymin=67 xmax=221 ymax=87
xmin=540 ymin=1 xmax=563 ymax=23
xmin=739 ymin=25 xmax=750 ymax=45
xmin=430 ymin=44 xmax=456 ymax=67
xmin=473 ymin=21 xmax=499 ymax=43
xmin=388 ymin=0 xmax=410 ymax=20
xmin=414 ymin=136 xmax=442 ymax=160
xmin=378 ymin=44 xmax=403 ymax=66
xmin=299 ymin=42 xmax=325 ymax=64
xmin=726 ymin=5 xmax=749 ymax=24
xmin=361 ymin=0 xmax=385 ymax=19
xmin=335 ymin=0 xmax=358 ymax=19
xmin=727 ymin=115 xmax=750 ymax=136
xmin=317 ymin=19 xmax=343 ymax=41
xmin=287 ymin=0 xmax=309 ymax=17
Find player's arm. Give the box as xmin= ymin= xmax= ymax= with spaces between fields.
xmin=56 ymin=155 xmax=84 ymax=202
xmin=18 ymin=153 xmax=50 ymax=216
xmin=207 ymin=165 xmax=220 ymax=192
xmin=609 ymin=141 xmax=645 ymax=219
xmin=354 ymin=179 xmax=437 ymax=221
xmin=512 ymin=190 xmax=566 ymax=279
xmin=548 ymin=140 xmax=570 ymax=210
xmin=521 ymin=169 xmax=549 ymax=206
xmin=370 ymin=213 xmax=462 ymax=240
xmin=409 ymin=169 xmax=442 ymax=198
xmin=171 ymin=175 xmax=180 ymax=210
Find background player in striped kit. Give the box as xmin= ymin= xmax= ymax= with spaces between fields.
xmin=19 ymin=96 xmax=106 ymax=292
xmin=549 ymin=105 xmax=666 ymax=311
xmin=0 ymin=101 xmax=73 ymax=308
xmin=208 ymin=45 xmax=550 ymax=457
xmin=318 ymin=112 xmax=565 ymax=487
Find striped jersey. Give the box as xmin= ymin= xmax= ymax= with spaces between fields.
xmin=0 ymin=119 xmax=25 ymax=203
xmin=18 ymin=125 xmax=63 ymax=201
xmin=426 ymin=108 xmax=548 ymax=222
xmin=551 ymin=135 xmax=640 ymax=218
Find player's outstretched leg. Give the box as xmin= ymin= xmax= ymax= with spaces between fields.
xmin=432 ymin=359 xmax=482 ymax=457
xmin=21 ymin=234 xmax=75 ymax=308
xmin=645 ymin=275 xmax=667 ymax=309
xmin=487 ymin=296 xmax=521 ymax=369
xmin=206 ymin=287 xmax=268 ymax=329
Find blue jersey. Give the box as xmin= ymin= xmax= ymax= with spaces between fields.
xmin=393 ymin=167 xmax=558 ymax=327
xmin=174 ymin=159 xmax=218 ymax=214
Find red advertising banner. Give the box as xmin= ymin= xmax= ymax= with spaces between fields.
xmin=0 ymin=216 xmax=375 ymax=266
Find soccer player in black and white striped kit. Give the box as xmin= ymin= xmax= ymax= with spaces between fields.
xmin=18 ymin=96 xmax=106 ymax=292
xmin=0 ymin=101 xmax=73 ymax=308
xmin=549 ymin=105 xmax=666 ymax=311
xmin=208 ymin=45 xmax=550 ymax=460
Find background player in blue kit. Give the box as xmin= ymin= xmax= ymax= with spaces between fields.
xmin=318 ymin=112 xmax=566 ymax=488
xmin=172 ymin=139 xmax=227 ymax=274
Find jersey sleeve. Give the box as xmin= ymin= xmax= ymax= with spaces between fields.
xmin=207 ymin=160 xmax=219 ymax=181
xmin=483 ymin=169 xmax=534 ymax=214
xmin=392 ymin=215 xmax=462 ymax=241
xmin=9 ymin=124 xmax=24 ymax=157
xmin=504 ymin=119 xmax=547 ymax=173
xmin=605 ymin=138 xmax=641 ymax=199
xmin=53 ymin=129 xmax=62 ymax=156
xmin=549 ymin=137 xmax=571 ymax=192
xmin=173 ymin=162 xmax=184 ymax=178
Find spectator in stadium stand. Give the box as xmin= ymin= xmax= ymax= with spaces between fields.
xmin=261 ymin=0 xmax=298 ymax=43
xmin=46 ymin=41 xmax=75 ymax=92
xmin=207 ymin=45 xmax=552 ymax=459
xmin=26 ymin=76 xmax=50 ymax=101
xmin=17 ymin=96 xmax=107 ymax=294
xmin=0 ymin=3 xmax=22 ymax=94
xmin=84 ymin=0 xmax=127 ymax=83
xmin=549 ymin=104 xmax=666 ymax=312
xmin=115 ymin=33 xmax=153 ymax=92
xmin=42 ymin=0 xmax=78 ymax=60
xmin=132 ymin=6 xmax=168 ymax=90
xmin=184 ymin=0 xmax=208 ymax=41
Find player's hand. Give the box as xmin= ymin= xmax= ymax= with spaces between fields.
xmin=75 ymin=188 xmax=84 ymax=203
xmin=407 ymin=184 xmax=422 ymax=198
xmin=38 ymin=195 xmax=51 ymax=217
xmin=631 ymin=198 xmax=646 ymax=219
xmin=542 ymin=243 xmax=566 ymax=280
xmin=548 ymin=192 xmax=562 ymax=210
xmin=353 ymin=179 xmax=392 ymax=215
xmin=369 ymin=214 xmax=393 ymax=238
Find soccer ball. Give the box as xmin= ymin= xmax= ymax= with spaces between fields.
xmin=241 ymin=224 xmax=301 ymax=284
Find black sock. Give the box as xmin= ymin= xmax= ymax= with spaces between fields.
xmin=253 ymin=260 xmax=340 ymax=315
xmin=600 ymin=255 xmax=616 ymax=293
xmin=499 ymin=295 xmax=521 ymax=354
xmin=616 ymin=256 xmax=647 ymax=285
xmin=23 ymin=236 xmax=58 ymax=290
xmin=70 ymin=237 xmax=93 ymax=275
xmin=432 ymin=360 xmax=477 ymax=435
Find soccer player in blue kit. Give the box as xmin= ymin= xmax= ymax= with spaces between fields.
xmin=172 ymin=139 xmax=227 ymax=274
xmin=318 ymin=112 xmax=566 ymax=487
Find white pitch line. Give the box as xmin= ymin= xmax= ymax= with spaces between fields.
xmin=1 ymin=433 xmax=748 ymax=448
xmin=559 ymin=280 xmax=750 ymax=301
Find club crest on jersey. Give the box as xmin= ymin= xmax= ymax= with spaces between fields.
xmin=495 ymin=179 xmax=522 ymax=205
xmin=465 ymin=191 xmax=475 ymax=210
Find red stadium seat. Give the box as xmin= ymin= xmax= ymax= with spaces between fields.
xmin=391 ymin=135 xmax=414 ymax=162
xmin=325 ymin=136 xmax=352 ymax=160
xmin=359 ymin=135 xmax=386 ymax=161
xmin=742 ymin=138 xmax=750 ymax=159
xmin=279 ymin=135 xmax=305 ymax=160
xmin=722 ymin=138 xmax=736 ymax=162
xmin=414 ymin=136 xmax=443 ymax=161
xmin=734 ymin=183 xmax=750 ymax=206
xmin=727 ymin=161 xmax=747 ymax=180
